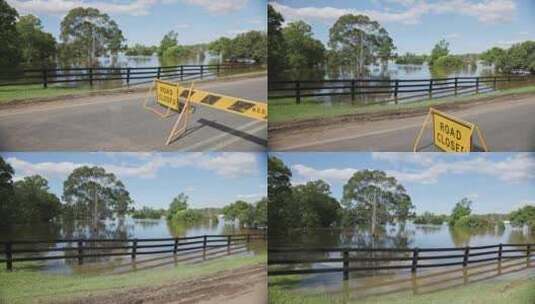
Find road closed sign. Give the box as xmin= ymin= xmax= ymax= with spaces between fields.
xmin=413 ymin=108 xmax=488 ymax=152
xmin=431 ymin=109 xmax=474 ymax=152
xmin=155 ymin=80 xmax=180 ymax=111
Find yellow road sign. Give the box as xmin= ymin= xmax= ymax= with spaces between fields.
xmin=431 ymin=109 xmax=474 ymax=152
xmin=155 ymin=79 xmax=180 ymax=111
xmin=413 ymin=107 xmax=489 ymax=152
xmin=179 ymin=88 xmax=267 ymax=121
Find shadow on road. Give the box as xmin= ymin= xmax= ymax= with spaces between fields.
xmin=197 ymin=118 xmax=267 ymax=147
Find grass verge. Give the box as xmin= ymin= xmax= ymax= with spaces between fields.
xmin=268 ymin=275 xmax=535 ymax=304
xmin=269 ymin=85 xmax=535 ymax=124
xmin=0 ymin=70 xmax=267 ymax=105
xmin=0 ymin=84 xmax=93 ymax=103
xmin=0 ymin=253 xmax=266 ymax=304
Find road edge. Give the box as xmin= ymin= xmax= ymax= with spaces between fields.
xmin=0 ymin=70 xmax=267 ymax=110
xmin=268 ymin=91 xmax=535 ymax=134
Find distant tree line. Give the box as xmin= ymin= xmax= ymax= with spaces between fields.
xmin=0 ymin=155 xmax=268 ymax=230
xmin=208 ymin=30 xmax=267 ymax=64
xmin=268 ymin=156 xmax=415 ymax=237
xmin=0 ymin=156 xmax=134 ymax=227
xmin=480 ymin=41 xmax=535 ymax=74
xmin=0 ymin=0 xmax=266 ymax=70
xmin=268 ymin=155 xmax=535 ymax=237
xmin=268 ymin=4 xmax=396 ymax=78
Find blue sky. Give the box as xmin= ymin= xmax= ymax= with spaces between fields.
xmin=0 ymin=152 xmax=267 ymax=209
xmin=270 ymin=152 xmax=535 ymax=215
xmin=6 ymin=0 xmax=266 ymax=46
xmin=270 ymin=0 xmax=535 ymax=54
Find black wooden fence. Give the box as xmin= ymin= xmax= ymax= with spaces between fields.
xmin=0 ymin=233 xmax=266 ymax=271
xmin=0 ymin=63 xmax=262 ymax=88
xmin=268 ymin=75 xmax=534 ymax=104
xmin=268 ymin=243 xmax=533 ymax=280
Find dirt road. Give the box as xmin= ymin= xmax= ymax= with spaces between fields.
xmin=60 ymin=264 xmax=266 ymax=304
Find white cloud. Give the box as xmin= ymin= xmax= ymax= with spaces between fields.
xmin=7 ymin=0 xmax=159 ymax=16
xmin=445 ymin=33 xmax=460 ymax=39
xmin=181 ymin=0 xmax=248 ymax=13
xmin=7 ymin=152 xmax=258 ymax=181
xmin=7 ymin=0 xmax=248 ymax=16
xmin=175 ymin=23 xmax=191 ymax=29
xmin=237 ymin=192 xmax=265 ymax=200
xmin=270 ymin=0 xmax=515 ymax=25
xmin=291 ymin=153 xmax=535 ymax=186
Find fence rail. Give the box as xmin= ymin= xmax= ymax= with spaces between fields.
xmin=268 ymin=75 xmax=534 ymax=104
xmin=0 ymin=63 xmax=262 ymax=88
xmin=0 ymin=233 xmax=266 ymax=271
xmin=268 ymin=243 xmax=533 ymax=280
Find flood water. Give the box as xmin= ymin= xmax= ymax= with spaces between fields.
xmin=0 ymin=216 xmax=265 ymax=274
xmin=269 ymin=223 xmax=534 ymax=295
xmin=269 ymin=63 xmax=535 ymax=105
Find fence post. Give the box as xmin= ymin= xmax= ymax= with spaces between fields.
xmin=126 ymin=68 xmax=131 ymax=86
xmin=227 ymin=235 xmax=231 ymax=254
xmin=131 ymin=239 xmax=137 ymax=260
xmin=157 ymin=67 xmax=161 ymax=79
xmin=174 ymin=238 xmax=178 ymax=255
xmin=428 ymin=79 xmax=433 ymax=99
xmin=203 ymin=235 xmax=207 ymax=258
xmin=200 ymin=65 xmax=204 ymax=79
xmin=343 ymin=250 xmax=349 ymax=281
xmin=493 ymin=76 xmax=498 ymax=90
xmin=5 ymin=241 xmax=12 ymax=272
xmin=77 ymin=239 xmax=83 ymax=265
xmin=411 ymin=248 xmax=419 ymax=273
xmin=475 ymin=77 xmax=480 ymax=94
xmin=247 ymin=234 xmax=250 ymax=243
xmin=498 ymin=243 xmax=503 ymax=262
xmin=295 ymin=80 xmax=301 ymax=104
xmin=42 ymin=69 xmax=48 ymax=88
xmin=88 ymin=68 xmax=93 ymax=87
xmin=217 ymin=64 xmax=220 ymax=76
xmin=351 ymin=79 xmax=356 ymax=102
xmin=180 ymin=66 xmax=184 ymax=81
xmin=463 ymin=247 xmax=470 ymax=267
xmin=527 ymin=244 xmax=531 ymax=258
xmin=454 ymin=77 xmax=458 ymax=96
xmin=394 ymin=80 xmax=399 ymax=104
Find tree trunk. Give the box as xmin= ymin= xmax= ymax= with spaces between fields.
xmin=371 ymin=191 xmax=377 ymax=238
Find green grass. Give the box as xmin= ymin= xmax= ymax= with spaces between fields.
xmin=269 ymin=275 xmax=535 ymax=304
xmin=0 ymin=84 xmax=94 ymax=103
xmin=0 ymin=253 xmax=266 ymax=304
xmin=269 ymin=85 xmax=535 ymax=124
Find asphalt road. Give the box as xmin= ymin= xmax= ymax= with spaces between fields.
xmin=269 ymin=95 xmax=535 ymax=151
xmin=0 ymin=76 xmax=267 ymax=151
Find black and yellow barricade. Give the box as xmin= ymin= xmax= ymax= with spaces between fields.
xmin=413 ymin=108 xmax=489 ymax=152
xmin=182 ymin=88 xmax=267 ymax=121
xmin=143 ymin=78 xmax=267 ymax=146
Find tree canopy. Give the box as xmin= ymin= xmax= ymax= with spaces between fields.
xmin=429 ymin=39 xmax=450 ymax=66
xmin=16 ymin=14 xmax=57 ymax=67
xmin=0 ymin=0 xmax=22 ymax=69
xmin=0 ymin=156 xmax=61 ymax=225
xmin=59 ymin=7 xmax=125 ymax=66
xmin=282 ymin=21 xmax=326 ymax=69
xmin=342 ymin=170 xmax=413 ymax=234
xmin=62 ymin=166 xmax=133 ymax=222
xmin=208 ymin=30 xmax=267 ymax=63
xmin=328 ymin=14 xmax=395 ymax=76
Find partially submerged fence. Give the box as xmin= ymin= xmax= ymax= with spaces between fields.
xmin=268 ymin=75 xmax=534 ymax=104
xmin=0 ymin=233 xmax=265 ymax=271
xmin=0 ymin=63 xmax=262 ymax=88
xmin=268 ymin=243 xmax=533 ymax=281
